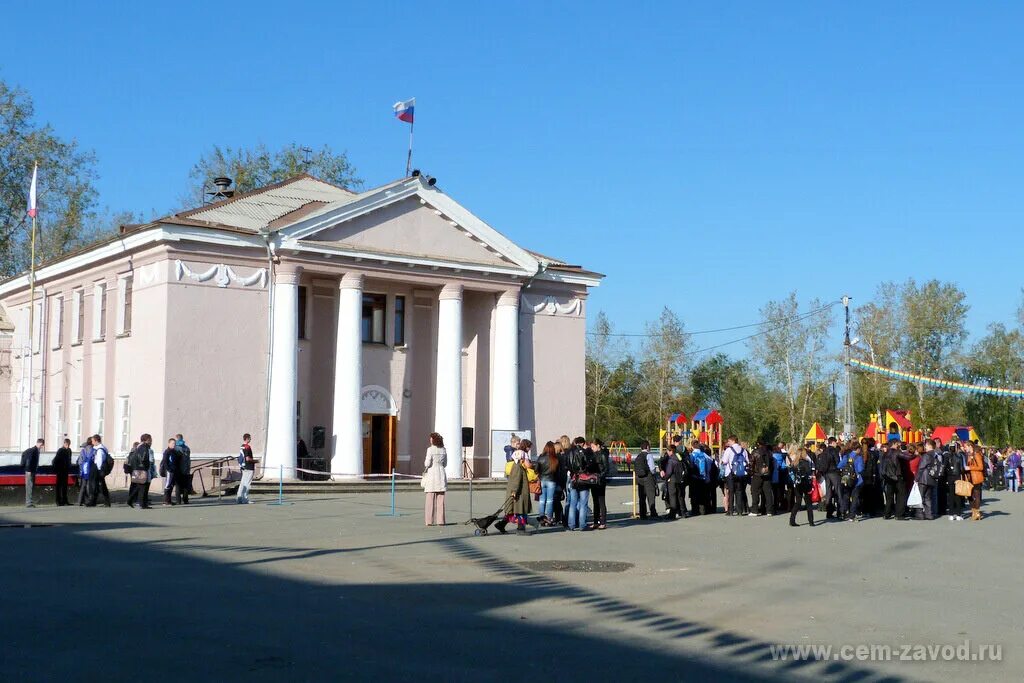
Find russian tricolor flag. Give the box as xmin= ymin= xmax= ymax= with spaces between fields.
xmin=393 ymin=98 xmax=414 ymax=124
xmin=28 ymin=163 xmax=38 ymax=218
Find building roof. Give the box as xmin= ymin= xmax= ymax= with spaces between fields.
xmin=164 ymin=174 xmax=360 ymax=233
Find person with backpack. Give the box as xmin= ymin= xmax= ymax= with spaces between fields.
xmin=856 ymin=439 xmax=878 ymax=518
xmin=771 ymin=444 xmax=789 ymax=514
xmin=236 ymin=433 xmax=256 ymax=504
xmin=688 ymin=441 xmax=712 ymax=516
xmin=838 ymin=444 xmax=864 ymax=521
xmin=788 ymin=448 xmax=816 ymax=527
xmin=77 ymin=440 xmax=94 ymax=506
xmin=813 ymin=437 xmax=841 ymax=519
xmin=660 ymin=445 xmax=684 ymax=520
xmin=90 ymin=435 xmax=112 ymax=507
xmin=174 ymin=434 xmax=192 ymax=504
xmin=126 ymin=434 xmax=154 ymax=509
xmin=913 ymin=439 xmax=942 ymax=520
xmin=633 ymin=440 xmax=659 ymax=520
xmin=565 ymin=437 xmax=592 ymax=531
xmin=749 ymin=444 xmax=774 ymax=516
xmin=881 ymin=436 xmax=910 ymax=520
xmin=722 ymin=436 xmax=749 ymax=516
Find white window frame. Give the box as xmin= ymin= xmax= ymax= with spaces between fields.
xmin=72 ymin=399 xmax=83 ymax=448
xmin=52 ymin=295 xmax=64 ymax=350
xmin=72 ymin=289 xmax=83 ymax=344
xmin=94 ymin=398 xmax=105 ymax=440
xmin=93 ymin=282 xmax=106 ymax=341
xmin=117 ymin=396 xmax=131 ymax=454
xmin=54 ymin=400 xmax=64 ymax=444
xmin=117 ymin=275 xmax=132 ymax=336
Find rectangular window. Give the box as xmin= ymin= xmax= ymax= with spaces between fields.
xmin=394 ymin=295 xmax=406 ymax=346
xmin=361 ymin=293 xmax=386 ymax=344
xmin=72 ymin=400 xmax=83 ymax=448
xmin=117 ymin=275 xmax=133 ymax=335
xmin=93 ymin=282 xmax=106 ymax=340
xmin=117 ymin=396 xmax=131 ymax=453
xmin=52 ymin=296 xmax=64 ymax=349
xmin=54 ymin=401 xmax=64 ymax=444
xmin=297 ymin=285 xmax=308 ymax=339
xmin=94 ymin=398 xmax=105 ymax=439
xmin=73 ymin=290 xmax=84 ymax=344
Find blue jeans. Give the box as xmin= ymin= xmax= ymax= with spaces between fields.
xmin=568 ymin=485 xmax=590 ymax=530
xmin=1008 ymin=475 xmax=1018 ymax=493
xmin=539 ymin=479 xmax=556 ymax=519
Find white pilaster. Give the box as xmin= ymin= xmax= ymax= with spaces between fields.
xmin=435 ymin=284 xmax=464 ymax=479
xmin=332 ymin=273 xmax=364 ymax=476
xmin=491 ymin=289 xmax=520 ymax=432
xmin=264 ymin=264 xmax=301 ymax=480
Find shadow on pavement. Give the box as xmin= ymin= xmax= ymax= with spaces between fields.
xmin=0 ymin=514 xmax=886 ymax=682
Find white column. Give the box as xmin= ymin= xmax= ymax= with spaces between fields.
xmin=332 ymin=273 xmax=364 ymax=476
xmin=491 ymin=289 xmax=520 ymax=432
xmin=264 ymin=264 xmax=301 ymax=480
xmin=435 ymin=284 xmax=464 ymax=479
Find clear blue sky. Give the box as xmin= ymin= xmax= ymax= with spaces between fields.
xmin=4 ymin=1 xmax=1023 ymax=357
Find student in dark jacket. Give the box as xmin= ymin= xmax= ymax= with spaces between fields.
xmin=859 ymin=439 xmax=880 ymax=517
xmin=749 ymin=444 xmax=775 ymax=516
xmin=21 ymin=439 xmax=43 ymax=508
xmin=160 ymin=440 xmax=178 ymax=506
xmin=914 ymin=439 xmax=941 ymax=520
xmin=660 ymin=445 xmax=683 ymax=520
xmin=881 ymin=439 xmax=911 ymax=520
xmin=633 ymin=440 xmax=659 ymax=520
xmin=815 ymin=438 xmax=841 ymax=518
xmin=944 ymin=443 xmax=965 ymax=520
xmin=52 ymin=439 xmax=73 ymax=506
xmin=589 ymin=440 xmax=610 ymax=530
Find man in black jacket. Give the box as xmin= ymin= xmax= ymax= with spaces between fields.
xmin=944 ymin=443 xmax=965 ymax=521
xmin=52 ymin=439 xmax=72 ymax=506
xmin=634 ymin=440 xmax=659 ymax=520
xmin=881 ymin=438 xmax=910 ymax=520
xmin=815 ymin=438 xmax=842 ymax=519
xmin=660 ymin=445 xmax=683 ymax=520
xmin=21 ymin=439 xmax=43 ymax=507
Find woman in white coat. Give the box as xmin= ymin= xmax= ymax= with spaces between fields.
xmin=423 ymin=432 xmax=448 ymax=526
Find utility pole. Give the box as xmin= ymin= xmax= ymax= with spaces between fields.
xmin=842 ymin=295 xmax=853 ymax=437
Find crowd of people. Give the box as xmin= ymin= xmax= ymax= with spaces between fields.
xmin=426 ymin=431 xmax=1006 ymax=532
xmin=17 ymin=432 xmax=245 ymax=508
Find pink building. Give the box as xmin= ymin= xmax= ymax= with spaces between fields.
xmin=0 ymin=174 xmax=601 ymax=479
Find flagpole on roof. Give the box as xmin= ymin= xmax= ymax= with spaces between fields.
xmin=406 ymin=110 xmax=414 ymax=177
xmin=26 ymin=162 xmax=38 ymax=447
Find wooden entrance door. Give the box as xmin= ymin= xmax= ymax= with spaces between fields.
xmin=362 ymin=413 xmax=397 ymax=475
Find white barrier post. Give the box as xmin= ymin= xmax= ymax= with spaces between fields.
xmin=376 ymin=468 xmax=404 ymax=517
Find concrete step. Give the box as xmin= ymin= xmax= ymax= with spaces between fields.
xmin=249 ymin=478 xmax=511 ymax=494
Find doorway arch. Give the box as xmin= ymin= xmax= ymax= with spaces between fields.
xmin=360 ymin=385 xmax=398 ymax=474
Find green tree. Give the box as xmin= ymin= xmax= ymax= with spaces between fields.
xmin=186 ymin=142 xmax=361 ymax=205
xmin=0 ymin=79 xmax=100 ymax=275
xmin=585 ymin=311 xmax=625 ymax=438
xmin=750 ymin=292 xmax=837 ymax=443
xmin=965 ymin=324 xmax=1024 ymax=446
xmin=634 ymin=307 xmax=689 ymax=440
xmin=898 ymin=279 xmax=969 ymax=425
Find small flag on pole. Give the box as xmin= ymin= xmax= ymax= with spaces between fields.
xmin=28 ymin=163 xmax=38 ymax=218
xmin=393 ymin=98 xmax=415 ymax=123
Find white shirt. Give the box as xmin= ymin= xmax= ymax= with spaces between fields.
xmin=93 ymin=444 xmax=108 ymax=468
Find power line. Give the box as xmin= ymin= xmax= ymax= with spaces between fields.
xmin=587 ymin=301 xmax=840 ymax=338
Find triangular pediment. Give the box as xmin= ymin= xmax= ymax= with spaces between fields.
xmin=300 ymin=197 xmax=516 ymax=268
xmin=278 ymin=177 xmax=540 ymax=273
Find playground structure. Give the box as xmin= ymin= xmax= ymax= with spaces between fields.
xmin=804 ymin=422 xmax=827 ymax=443
xmin=663 ymin=409 xmax=724 ymax=453
xmin=864 ymin=409 xmax=923 ymax=445
xmin=608 ymin=440 xmax=632 ymax=473
xmin=931 ymin=425 xmax=980 ymax=446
